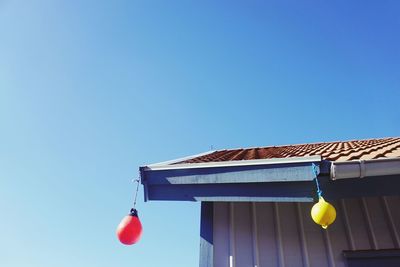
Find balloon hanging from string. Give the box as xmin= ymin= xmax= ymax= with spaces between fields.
xmin=310 ymin=164 xmax=336 ymax=229
xmin=116 ymin=178 xmax=143 ymax=245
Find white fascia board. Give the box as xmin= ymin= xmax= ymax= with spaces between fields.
xmin=145 ymin=150 xmax=217 ymax=167
xmin=145 ymin=155 xmax=322 ymax=171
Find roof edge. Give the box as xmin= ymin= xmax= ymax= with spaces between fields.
xmin=145 ymin=150 xmax=217 ymax=167
xmin=143 ymin=155 xmax=322 ymax=171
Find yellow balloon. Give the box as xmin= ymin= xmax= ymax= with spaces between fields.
xmin=311 ymin=197 xmax=336 ymax=229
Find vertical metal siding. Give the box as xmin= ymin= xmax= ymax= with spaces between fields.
xmin=381 ymin=196 xmax=400 ymax=248
xmin=234 ymin=203 xmax=253 ymax=267
xmin=213 ymin=196 xmax=400 ymax=267
xmin=386 ymin=196 xmax=400 ymax=246
xmin=251 ymin=203 xmax=261 ymax=267
xmin=214 ymin=202 xmax=230 ymax=267
xmin=257 ymin=202 xmax=278 ymax=267
xmin=343 ymin=198 xmax=371 ymax=250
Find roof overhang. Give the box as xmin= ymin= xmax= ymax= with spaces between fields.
xmin=140 ymin=155 xmax=323 ymax=202
xmin=140 ymin=151 xmax=400 ymax=202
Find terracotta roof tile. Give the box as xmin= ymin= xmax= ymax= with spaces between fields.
xmin=176 ymin=137 xmax=400 ymax=164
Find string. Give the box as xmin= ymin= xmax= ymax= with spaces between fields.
xmin=132 ymin=178 xmax=140 ymax=209
xmin=312 ymin=164 xmax=322 ymax=198
xmin=314 ymin=176 xmax=322 ymax=198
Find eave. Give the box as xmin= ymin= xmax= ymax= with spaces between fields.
xmin=140 ymin=153 xmax=400 ymax=202
xmin=140 ymin=156 xmax=323 ymax=202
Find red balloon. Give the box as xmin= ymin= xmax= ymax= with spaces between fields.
xmin=117 ymin=209 xmax=143 ymax=245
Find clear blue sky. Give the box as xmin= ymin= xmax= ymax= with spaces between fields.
xmin=1 ymin=1 xmax=399 ymax=266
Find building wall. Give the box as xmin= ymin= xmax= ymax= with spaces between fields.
xmin=213 ymin=196 xmax=400 ymax=267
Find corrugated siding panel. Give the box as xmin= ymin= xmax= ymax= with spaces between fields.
xmin=234 ymin=203 xmax=253 ymax=267
xmin=279 ymin=203 xmax=303 ymax=267
xmin=214 ymin=202 xmax=230 ymax=267
xmin=213 ymin=196 xmax=400 ymax=267
xmin=364 ymin=197 xmax=393 ymax=248
xmin=343 ymin=198 xmax=371 ymax=250
xmin=256 ymin=203 xmax=278 ymax=267
xmin=324 ymin=200 xmax=348 ymax=267
xmin=299 ymin=202 xmax=329 ymax=267
xmin=384 ymin=196 xmax=400 ymax=247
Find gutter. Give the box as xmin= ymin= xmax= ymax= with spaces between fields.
xmin=331 ymin=158 xmax=400 ymax=180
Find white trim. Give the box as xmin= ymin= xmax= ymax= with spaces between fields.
xmin=144 ymin=155 xmax=321 ymax=171
xmin=146 ymin=150 xmax=217 ymax=167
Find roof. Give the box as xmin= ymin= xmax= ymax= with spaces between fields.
xmin=175 ymin=137 xmax=400 ymax=164
xmin=141 ymin=137 xmax=400 ymax=202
